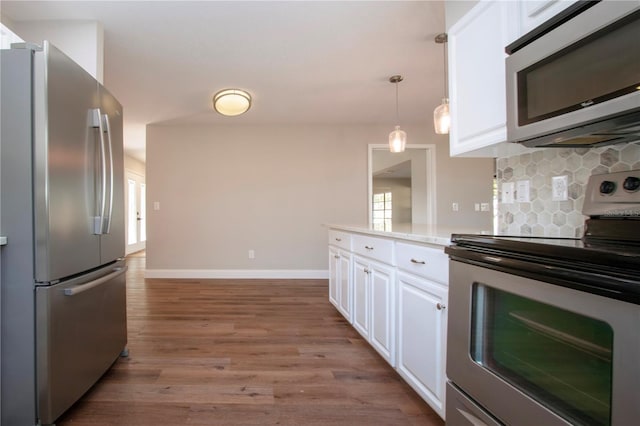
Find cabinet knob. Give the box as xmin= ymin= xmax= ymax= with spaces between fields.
xmin=410 ymin=258 xmax=426 ymax=265
xmin=335 ymin=238 xmax=342 ymax=242
xmin=436 ymin=303 xmax=446 ymax=311
xmin=365 ymin=245 xmax=374 ymax=250
xmin=364 ymin=268 xmax=370 ymax=274
xmin=334 ymin=255 xmax=340 ymax=259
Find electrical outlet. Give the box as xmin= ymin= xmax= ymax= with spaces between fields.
xmin=153 ymin=201 xmax=160 ymax=211
xmin=480 ymin=203 xmax=490 ymax=212
xmin=552 ymin=175 xmax=569 ymax=201
xmin=474 ymin=203 xmax=480 ymax=211
xmin=248 ymin=249 xmax=255 ymax=259
xmin=452 ymin=202 xmax=459 ymax=212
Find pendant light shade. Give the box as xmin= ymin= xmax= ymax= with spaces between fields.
xmin=433 ymin=33 xmax=450 ymax=134
xmin=389 ymin=125 xmax=407 ymax=153
xmin=434 ymin=98 xmax=450 ymax=134
xmin=388 ymin=75 xmax=407 ymax=153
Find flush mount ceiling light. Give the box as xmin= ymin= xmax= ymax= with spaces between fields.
xmin=213 ymin=88 xmax=252 ymax=116
xmin=389 ymin=75 xmax=407 ymax=153
xmin=434 ymin=33 xmax=450 ymax=135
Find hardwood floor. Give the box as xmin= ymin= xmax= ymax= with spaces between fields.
xmin=57 ymin=254 xmax=444 ymax=426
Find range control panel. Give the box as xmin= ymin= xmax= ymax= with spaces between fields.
xmin=583 ymin=169 xmax=640 ymax=217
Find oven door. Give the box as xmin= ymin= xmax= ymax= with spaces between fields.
xmin=447 ymin=260 xmax=640 ymax=426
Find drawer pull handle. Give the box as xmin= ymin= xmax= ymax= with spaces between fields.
xmin=410 ymin=258 xmax=426 ymax=265
xmin=436 ymin=303 xmax=446 ymax=311
xmin=334 ymin=255 xmax=340 ymax=259
xmin=365 ymin=246 xmax=374 ymax=250
xmin=335 ymin=238 xmax=342 ymax=242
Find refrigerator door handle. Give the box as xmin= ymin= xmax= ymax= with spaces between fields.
xmin=101 ymin=113 xmax=114 ymax=234
xmin=91 ymin=108 xmax=108 ymax=235
xmin=63 ymin=266 xmax=127 ymax=296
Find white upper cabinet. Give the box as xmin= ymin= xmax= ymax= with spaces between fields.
xmin=517 ymin=0 xmax=577 ymax=35
xmin=448 ymin=0 xmax=520 ymax=157
xmin=448 ymin=0 xmax=575 ymax=157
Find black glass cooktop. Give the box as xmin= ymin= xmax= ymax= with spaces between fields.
xmin=450 ymin=233 xmax=640 ymax=268
xmin=446 ymin=232 xmax=640 ymax=304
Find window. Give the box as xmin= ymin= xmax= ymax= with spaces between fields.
xmin=372 ymin=192 xmax=392 ymax=231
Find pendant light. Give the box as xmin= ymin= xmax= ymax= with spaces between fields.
xmin=389 ymin=75 xmax=407 ymax=153
xmin=433 ymin=33 xmax=450 ymax=134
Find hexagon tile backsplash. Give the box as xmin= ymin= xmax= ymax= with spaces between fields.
xmin=496 ymin=142 xmax=640 ymax=238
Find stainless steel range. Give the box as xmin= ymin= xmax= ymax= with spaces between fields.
xmin=445 ymin=169 xmax=640 ymax=426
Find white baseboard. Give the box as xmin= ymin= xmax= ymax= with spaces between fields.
xmin=144 ymin=269 xmax=329 ymax=280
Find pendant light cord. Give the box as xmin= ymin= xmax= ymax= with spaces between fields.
xmin=439 ymin=34 xmax=448 ymax=99
xmin=443 ymin=38 xmax=448 ymax=98
xmin=395 ymin=81 xmax=400 ymax=123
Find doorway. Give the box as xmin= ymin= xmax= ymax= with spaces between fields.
xmin=125 ymin=171 xmax=146 ymax=255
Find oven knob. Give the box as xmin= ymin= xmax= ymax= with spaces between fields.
xmin=599 ymin=180 xmax=616 ymax=195
xmin=623 ymin=176 xmax=640 ymax=192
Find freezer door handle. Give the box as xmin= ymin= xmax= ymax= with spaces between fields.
xmin=92 ymin=108 xmax=108 ymax=235
xmin=63 ymin=266 xmax=127 ymax=296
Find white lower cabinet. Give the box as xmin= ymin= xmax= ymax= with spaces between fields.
xmin=353 ymin=255 xmax=396 ymax=366
xmin=397 ymin=271 xmax=448 ymax=419
xmin=328 ymin=228 xmax=448 ymax=420
xmin=329 ymin=246 xmax=352 ymax=321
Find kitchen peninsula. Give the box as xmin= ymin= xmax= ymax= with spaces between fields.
xmin=326 ymin=223 xmax=487 ymax=419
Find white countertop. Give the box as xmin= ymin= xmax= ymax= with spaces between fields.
xmin=327 ymin=224 xmax=491 ymax=247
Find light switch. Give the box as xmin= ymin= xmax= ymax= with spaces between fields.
xmin=502 ymin=182 xmax=515 ymax=204
xmin=516 ymin=180 xmax=530 ymax=203
xmin=153 ymin=201 xmax=160 ymax=211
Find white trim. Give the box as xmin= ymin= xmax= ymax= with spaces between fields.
xmin=144 ymin=269 xmax=329 ymax=280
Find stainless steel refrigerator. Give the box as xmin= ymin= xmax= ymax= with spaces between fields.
xmin=1 ymin=41 xmax=127 ymax=426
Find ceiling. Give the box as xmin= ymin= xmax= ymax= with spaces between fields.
xmin=1 ymin=1 xmax=447 ymax=162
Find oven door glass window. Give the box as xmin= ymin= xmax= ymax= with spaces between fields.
xmin=471 ymin=284 xmax=613 ymax=426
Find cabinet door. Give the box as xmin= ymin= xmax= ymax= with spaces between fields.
xmin=328 ymin=247 xmax=339 ymax=309
xmin=370 ymin=261 xmax=396 ymax=366
xmin=519 ymin=0 xmax=576 ymax=34
xmin=397 ymin=272 xmax=448 ymax=419
xmin=449 ymin=0 xmax=519 ymax=157
xmin=338 ymin=251 xmax=352 ymax=321
xmin=352 ymin=256 xmax=370 ymax=340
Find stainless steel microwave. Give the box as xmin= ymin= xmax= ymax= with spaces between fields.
xmin=506 ymin=0 xmax=640 ymax=148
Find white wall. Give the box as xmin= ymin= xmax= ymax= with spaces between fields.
xmin=146 ymin=123 xmax=494 ymax=277
xmin=445 ymin=0 xmax=479 ymax=29
xmin=124 ymin=154 xmax=145 ymax=176
xmin=6 ymin=20 xmax=104 ymax=83
xmin=372 ymin=177 xmax=412 ymax=224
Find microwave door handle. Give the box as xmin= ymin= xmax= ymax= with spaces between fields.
xmin=91 ymin=108 xmax=107 ymax=235
xmin=101 ymin=113 xmax=114 ymax=234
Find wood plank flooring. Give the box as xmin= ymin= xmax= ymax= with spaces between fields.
xmin=57 ymin=253 xmax=444 ymax=425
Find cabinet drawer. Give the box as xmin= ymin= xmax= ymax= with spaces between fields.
xmin=396 ymin=242 xmax=448 ymax=284
xmin=328 ymin=229 xmax=351 ymax=251
xmin=352 ymin=234 xmax=394 ymax=264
